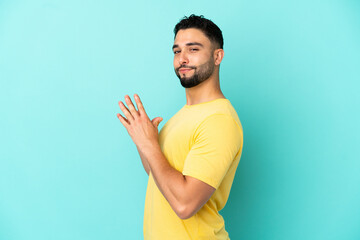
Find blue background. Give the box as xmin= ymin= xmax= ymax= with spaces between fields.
xmin=1 ymin=0 xmax=359 ymax=239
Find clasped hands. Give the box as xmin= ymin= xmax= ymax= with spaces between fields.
xmin=117 ymin=94 xmax=163 ymax=150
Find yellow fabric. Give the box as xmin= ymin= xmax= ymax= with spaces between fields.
xmin=144 ymin=98 xmax=243 ymax=240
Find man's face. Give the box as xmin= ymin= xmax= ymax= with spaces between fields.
xmin=173 ymin=28 xmax=216 ymax=88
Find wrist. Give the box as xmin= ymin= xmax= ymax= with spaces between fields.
xmin=138 ymin=140 xmax=161 ymax=156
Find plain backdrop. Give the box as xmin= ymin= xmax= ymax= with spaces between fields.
xmin=0 ymin=0 xmax=359 ymax=239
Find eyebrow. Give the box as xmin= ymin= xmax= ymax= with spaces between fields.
xmin=172 ymin=42 xmax=204 ymax=49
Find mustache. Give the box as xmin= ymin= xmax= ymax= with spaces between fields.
xmin=176 ymin=65 xmax=196 ymax=72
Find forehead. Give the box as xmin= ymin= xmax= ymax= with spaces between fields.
xmin=174 ymin=28 xmax=212 ymax=47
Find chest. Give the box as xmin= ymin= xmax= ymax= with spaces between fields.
xmin=158 ymin=116 xmax=198 ymax=172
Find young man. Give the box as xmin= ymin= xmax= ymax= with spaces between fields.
xmin=117 ymin=14 xmax=243 ymax=240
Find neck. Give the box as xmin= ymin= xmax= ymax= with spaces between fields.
xmin=185 ymin=71 xmax=225 ymax=106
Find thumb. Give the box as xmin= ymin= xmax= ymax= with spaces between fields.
xmin=152 ymin=117 xmax=163 ymax=127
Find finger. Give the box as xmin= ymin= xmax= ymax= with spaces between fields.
xmin=134 ymin=94 xmax=148 ymax=117
xmin=117 ymin=113 xmax=130 ymax=126
xmin=152 ymin=117 xmax=163 ymax=127
xmin=151 ymin=117 xmax=161 ymax=123
xmin=118 ymin=101 xmax=134 ymax=121
xmin=125 ymin=95 xmax=139 ymax=119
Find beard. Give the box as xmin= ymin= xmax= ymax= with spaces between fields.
xmin=175 ymin=57 xmax=215 ymax=88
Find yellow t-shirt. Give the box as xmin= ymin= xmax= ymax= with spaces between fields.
xmin=144 ymin=98 xmax=243 ymax=240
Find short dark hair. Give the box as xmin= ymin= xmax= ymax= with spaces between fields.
xmin=174 ymin=14 xmax=224 ymax=49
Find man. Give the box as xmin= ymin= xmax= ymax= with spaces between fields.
xmin=117 ymin=14 xmax=243 ymax=240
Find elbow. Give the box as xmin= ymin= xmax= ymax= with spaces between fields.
xmin=175 ymin=203 xmax=197 ymax=220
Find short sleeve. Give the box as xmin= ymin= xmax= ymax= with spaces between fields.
xmin=182 ymin=114 xmax=243 ymax=189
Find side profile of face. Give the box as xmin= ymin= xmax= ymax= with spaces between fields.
xmin=173 ymin=28 xmax=217 ymax=88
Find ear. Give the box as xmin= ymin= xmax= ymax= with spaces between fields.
xmin=214 ymin=49 xmax=224 ymax=66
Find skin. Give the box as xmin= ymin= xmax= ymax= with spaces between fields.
xmin=117 ymin=28 xmax=225 ymax=219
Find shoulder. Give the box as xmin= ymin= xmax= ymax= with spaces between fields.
xmin=194 ymin=113 xmax=243 ymax=141
xmin=194 ymin=99 xmax=243 ymax=135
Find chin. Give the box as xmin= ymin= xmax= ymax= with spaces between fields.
xmin=180 ymin=78 xmax=202 ymax=88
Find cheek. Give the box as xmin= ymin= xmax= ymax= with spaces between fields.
xmin=173 ymin=57 xmax=180 ymax=67
xmin=192 ymin=54 xmax=206 ymax=66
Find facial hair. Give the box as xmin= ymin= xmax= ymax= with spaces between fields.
xmin=175 ymin=57 xmax=215 ymax=88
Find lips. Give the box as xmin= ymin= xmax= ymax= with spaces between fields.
xmin=179 ymin=68 xmax=193 ymax=73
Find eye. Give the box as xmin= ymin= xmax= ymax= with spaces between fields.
xmin=173 ymin=50 xmax=180 ymax=54
xmin=190 ymin=48 xmax=199 ymax=52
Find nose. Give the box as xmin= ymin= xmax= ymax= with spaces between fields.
xmin=178 ymin=51 xmax=189 ymax=65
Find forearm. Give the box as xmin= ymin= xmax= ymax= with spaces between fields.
xmin=136 ymin=146 xmax=150 ymax=175
xmin=116 ymin=94 xmax=198 ymax=218
xmin=141 ymin=142 xmax=189 ymax=217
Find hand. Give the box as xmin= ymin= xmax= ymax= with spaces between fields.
xmin=117 ymin=94 xmax=163 ymax=150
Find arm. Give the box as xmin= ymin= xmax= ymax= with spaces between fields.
xmin=117 ymin=94 xmax=215 ymax=219
xmin=136 ymin=116 xmax=163 ymax=176
xmin=136 ymin=145 xmax=150 ymax=175
xmin=141 ymin=142 xmax=215 ymax=219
